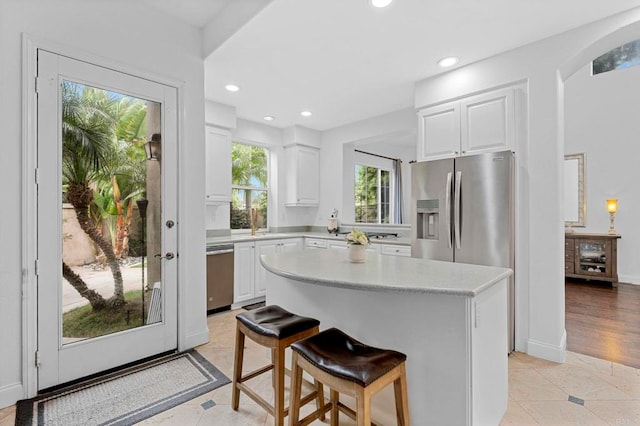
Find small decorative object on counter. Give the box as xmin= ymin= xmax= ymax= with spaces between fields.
xmin=345 ymin=228 xmax=369 ymax=263
xmin=327 ymin=209 xmax=339 ymax=234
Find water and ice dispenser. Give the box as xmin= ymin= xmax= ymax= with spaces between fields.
xmin=416 ymin=199 xmax=439 ymax=240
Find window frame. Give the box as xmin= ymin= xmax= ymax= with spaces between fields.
xmin=230 ymin=140 xmax=270 ymax=234
xmin=591 ymin=38 xmax=640 ymax=76
xmin=354 ymin=162 xmax=394 ymax=225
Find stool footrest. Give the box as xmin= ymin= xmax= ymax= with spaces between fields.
xmin=334 ymin=401 xmax=381 ymax=426
xmin=237 ymin=380 xmax=321 ymax=419
xmin=237 ymin=382 xmax=276 ymax=416
xmin=298 ymin=401 xmax=332 ymax=426
xmin=239 ymin=364 xmax=273 ymax=383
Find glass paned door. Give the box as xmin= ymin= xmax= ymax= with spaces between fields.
xmin=577 ymin=241 xmax=610 ymax=276
xmin=37 ymin=50 xmax=178 ymax=390
xmin=61 ymin=80 xmax=162 ymax=343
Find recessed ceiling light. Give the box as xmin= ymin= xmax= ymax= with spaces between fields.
xmin=301 ymin=111 xmax=312 ymax=117
xmin=437 ymin=57 xmax=459 ymax=68
xmin=371 ymin=0 xmax=393 ymax=7
xmin=225 ymin=84 xmax=240 ymax=92
xmin=263 ymin=116 xmax=275 ymax=121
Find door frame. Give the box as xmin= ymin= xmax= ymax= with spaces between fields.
xmin=21 ymin=34 xmax=187 ymax=398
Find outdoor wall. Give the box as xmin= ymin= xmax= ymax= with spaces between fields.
xmin=0 ymin=0 xmax=206 ymax=407
xmin=565 ymin=62 xmax=640 ymax=284
xmin=62 ymin=205 xmax=96 ymax=266
xmin=414 ymin=7 xmax=640 ymax=362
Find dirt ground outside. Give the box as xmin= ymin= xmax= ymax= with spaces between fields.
xmin=63 ymin=259 xmax=150 ymax=312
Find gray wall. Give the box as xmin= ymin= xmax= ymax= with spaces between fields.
xmin=0 ymin=0 xmax=207 ymax=407
xmin=565 ymin=62 xmax=640 ymax=284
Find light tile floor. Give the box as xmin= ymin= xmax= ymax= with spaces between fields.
xmin=2 ymin=309 xmax=639 ymax=425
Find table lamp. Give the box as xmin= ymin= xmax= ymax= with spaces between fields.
xmin=606 ymin=199 xmax=618 ymax=235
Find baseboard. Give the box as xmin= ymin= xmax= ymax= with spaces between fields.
xmin=180 ymin=327 xmax=209 ymax=352
xmin=527 ymin=330 xmax=567 ymax=364
xmin=0 ymin=382 xmax=24 ymax=410
xmin=231 ymin=296 xmax=265 ymax=310
xmin=618 ymin=275 xmax=640 ymax=285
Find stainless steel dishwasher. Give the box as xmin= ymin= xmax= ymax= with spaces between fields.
xmin=206 ymin=244 xmax=234 ymax=312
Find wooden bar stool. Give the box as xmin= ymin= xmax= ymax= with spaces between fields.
xmin=231 ymin=305 xmax=323 ymax=426
xmin=289 ymin=327 xmax=410 ymax=426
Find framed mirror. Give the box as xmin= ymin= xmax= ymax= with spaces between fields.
xmin=564 ymin=153 xmax=586 ymax=227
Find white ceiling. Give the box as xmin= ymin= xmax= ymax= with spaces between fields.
xmin=140 ymin=0 xmax=234 ymax=29
xmin=149 ymin=0 xmax=640 ymax=131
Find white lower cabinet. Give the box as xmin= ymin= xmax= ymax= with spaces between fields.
xmin=234 ymin=238 xmax=304 ymax=304
xmin=233 ymin=242 xmax=256 ymax=304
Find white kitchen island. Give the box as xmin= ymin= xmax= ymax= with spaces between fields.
xmin=261 ymin=249 xmax=512 ymax=426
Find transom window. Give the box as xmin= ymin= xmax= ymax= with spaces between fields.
xmin=231 ymin=142 xmax=269 ymax=231
xmin=354 ymin=164 xmax=390 ymax=224
xmin=592 ymin=39 xmax=640 ymax=75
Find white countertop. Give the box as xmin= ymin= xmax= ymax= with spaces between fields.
xmin=206 ymin=232 xmax=410 ymax=247
xmin=260 ymin=249 xmax=512 ymax=297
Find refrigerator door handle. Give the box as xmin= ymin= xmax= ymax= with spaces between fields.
xmin=445 ymin=172 xmax=452 ymax=248
xmin=454 ymin=171 xmax=462 ymax=250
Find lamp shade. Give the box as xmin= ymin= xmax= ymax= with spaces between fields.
xmin=606 ymin=199 xmax=618 ymax=213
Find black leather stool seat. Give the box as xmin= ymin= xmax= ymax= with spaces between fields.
xmin=291 ymin=327 xmax=407 ymax=387
xmin=236 ymin=305 xmax=320 ymax=340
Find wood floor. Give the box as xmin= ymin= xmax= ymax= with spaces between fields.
xmin=565 ymin=279 xmax=640 ymax=369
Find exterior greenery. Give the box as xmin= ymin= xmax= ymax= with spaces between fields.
xmin=593 ymin=39 xmax=640 ymax=75
xmin=231 ymin=142 xmax=268 ymax=229
xmin=354 ymin=164 xmax=390 ymax=224
xmin=62 ymin=80 xmax=148 ymax=310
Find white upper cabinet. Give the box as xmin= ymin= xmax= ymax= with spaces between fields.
xmin=285 ymin=144 xmax=320 ymax=206
xmin=205 ymin=126 xmax=231 ymax=204
xmin=418 ymin=100 xmax=461 ymax=161
xmin=417 ymin=87 xmax=514 ymax=161
xmin=460 ymin=88 xmax=514 ymax=156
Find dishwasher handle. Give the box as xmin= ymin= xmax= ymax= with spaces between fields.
xmin=207 ymin=248 xmax=234 ymax=255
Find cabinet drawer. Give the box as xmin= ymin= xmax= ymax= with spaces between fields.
xmin=380 ymin=245 xmax=411 ymax=257
xmin=305 ymin=238 xmax=328 ymax=249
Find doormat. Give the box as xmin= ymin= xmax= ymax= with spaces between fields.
xmin=15 ymin=350 xmax=229 ymax=426
xmin=242 ymin=301 xmax=266 ymax=311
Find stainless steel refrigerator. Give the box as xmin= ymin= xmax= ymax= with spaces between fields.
xmin=411 ymin=150 xmax=515 ymax=351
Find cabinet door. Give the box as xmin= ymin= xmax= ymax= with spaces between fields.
xmin=205 ymin=126 xmax=232 ymax=203
xmin=460 ymin=88 xmax=513 ymax=156
xmin=418 ymin=101 xmax=460 ymax=161
xmin=233 ymin=242 xmax=255 ymax=303
xmin=255 ymin=241 xmax=278 ymax=297
xmin=286 ymin=145 xmax=320 ymax=206
xmin=574 ymin=239 xmax=611 ymax=279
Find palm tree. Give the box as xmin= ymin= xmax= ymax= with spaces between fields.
xmin=62 ymin=82 xmax=126 ymax=309
xmin=231 ymin=143 xmax=268 ymax=227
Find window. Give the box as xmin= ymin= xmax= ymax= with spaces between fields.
xmin=231 ymin=142 xmax=269 ymax=230
xmin=354 ymin=164 xmax=390 ymax=224
xmin=592 ymin=39 xmax=640 ymax=75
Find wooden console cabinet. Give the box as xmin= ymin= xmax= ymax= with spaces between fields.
xmin=565 ymin=233 xmax=621 ymax=284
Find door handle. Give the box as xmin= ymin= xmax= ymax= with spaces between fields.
xmin=454 ymin=171 xmax=462 ymax=250
xmin=445 ymin=172 xmax=452 ymax=248
xmin=155 ymin=252 xmax=175 ymax=260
